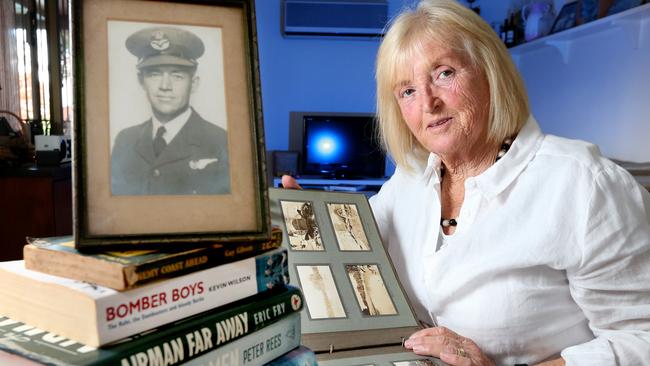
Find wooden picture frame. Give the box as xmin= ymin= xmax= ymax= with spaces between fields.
xmin=269 ymin=188 xmax=421 ymax=358
xmin=551 ymin=1 xmax=579 ymax=34
xmin=73 ymin=0 xmax=269 ymax=249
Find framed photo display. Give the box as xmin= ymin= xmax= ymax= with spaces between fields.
xmin=72 ymin=0 xmax=270 ymax=249
xmin=551 ymin=1 xmax=579 ymax=34
xmin=269 ymin=188 xmax=422 ymax=360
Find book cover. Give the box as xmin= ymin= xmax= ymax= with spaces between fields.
xmin=0 ymin=248 xmax=289 ymax=347
xmin=269 ymin=188 xmax=432 ymax=363
xmin=184 ymin=312 xmax=303 ymax=366
xmin=0 ymin=286 xmax=304 ymax=366
xmin=24 ymin=227 xmax=283 ymax=290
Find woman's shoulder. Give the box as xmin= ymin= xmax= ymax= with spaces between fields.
xmin=536 ymin=134 xmax=622 ymax=176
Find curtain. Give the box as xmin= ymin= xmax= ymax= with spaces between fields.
xmin=0 ymin=0 xmax=21 ymax=126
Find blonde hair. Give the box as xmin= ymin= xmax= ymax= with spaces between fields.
xmin=375 ymin=0 xmax=529 ymax=171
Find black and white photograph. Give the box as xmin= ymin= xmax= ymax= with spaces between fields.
xmin=280 ymin=200 xmax=324 ymax=251
xmin=327 ymin=203 xmax=371 ymax=251
xmin=108 ymin=20 xmax=230 ymax=196
xmin=74 ymin=0 xmax=269 ymax=248
xmin=346 ymin=264 xmax=397 ymax=316
xmin=393 ymin=360 xmax=438 ymax=366
xmin=296 ymin=265 xmax=346 ymax=319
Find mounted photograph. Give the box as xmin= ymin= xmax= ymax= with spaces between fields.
xmin=327 ymin=203 xmax=371 ymax=251
xmin=346 ymin=264 xmax=397 ymax=316
xmin=296 ymin=265 xmax=346 ymax=320
xmin=72 ymin=0 xmax=269 ymax=249
xmin=393 ymin=360 xmax=439 ymax=366
xmin=280 ymin=200 xmax=324 ymax=251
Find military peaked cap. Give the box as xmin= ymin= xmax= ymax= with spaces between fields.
xmin=126 ymin=26 xmax=205 ymax=69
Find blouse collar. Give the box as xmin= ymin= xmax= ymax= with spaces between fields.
xmin=420 ymin=115 xmax=544 ymax=198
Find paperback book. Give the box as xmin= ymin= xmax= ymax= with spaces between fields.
xmin=0 ymin=248 xmax=289 ymax=347
xmin=23 ymin=227 xmax=282 ymax=290
xmin=184 ymin=313 xmax=304 ymax=366
xmin=0 ymin=286 xmax=304 ymax=366
xmin=269 ymin=188 xmax=439 ymax=363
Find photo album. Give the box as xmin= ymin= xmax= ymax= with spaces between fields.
xmin=269 ymin=188 xmax=448 ymax=365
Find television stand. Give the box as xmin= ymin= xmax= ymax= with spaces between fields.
xmin=272 ymin=177 xmax=388 ymax=196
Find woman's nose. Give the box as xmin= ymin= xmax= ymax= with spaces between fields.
xmin=422 ymin=84 xmax=439 ymax=113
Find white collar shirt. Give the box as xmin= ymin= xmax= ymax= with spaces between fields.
xmin=370 ymin=116 xmax=650 ymax=365
xmin=151 ymin=107 xmax=192 ymax=144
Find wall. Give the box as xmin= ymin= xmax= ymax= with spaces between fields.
xmin=255 ymin=0 xmax=410 ymax=157
xmin=256 ymin=0 xmax=650 ymax=166
xmin=512 ymin=4 xmax=650 ymax=162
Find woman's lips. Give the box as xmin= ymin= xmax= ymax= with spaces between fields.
xmin=427 ymin=117 xmax=452 ymax=128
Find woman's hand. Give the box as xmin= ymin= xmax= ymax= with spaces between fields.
xmin=404 ymin=327 xmax=495 ymax=366
xmin=281 ymin=175 xmax=302 ymax=189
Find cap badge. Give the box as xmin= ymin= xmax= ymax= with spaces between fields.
xmin=150 ymin=31 xmax=170 ymax=51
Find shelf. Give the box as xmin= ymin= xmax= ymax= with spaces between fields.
xmin=272 ymin=177 xmax=388 ymax=196
xmin=510 ymin=3 xmax=650 ymax=64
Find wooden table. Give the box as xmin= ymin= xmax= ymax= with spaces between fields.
xmin=0 ymin=163 xmax=71 ymax=261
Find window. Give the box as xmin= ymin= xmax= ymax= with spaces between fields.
xmin=12 ymin=0 xmax=73 ymax=135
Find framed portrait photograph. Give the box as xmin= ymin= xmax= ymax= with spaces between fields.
xmin=72 ymin=0 xmax=269 ymax=249
xmin=269 ymin=188 xmax=420 ymax=356
xmin=551 ymin=1 xmax=579 ymax=34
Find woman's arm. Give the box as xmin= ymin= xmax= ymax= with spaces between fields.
xmin=562 ymin=166 xmax=650 ymax=364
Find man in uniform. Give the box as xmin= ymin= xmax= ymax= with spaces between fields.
xmin=111 ymin=26 xmax=230 ymax=195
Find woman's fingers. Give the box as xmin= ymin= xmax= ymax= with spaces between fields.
xmin=404 ymin=327 xmax=494 ymax=366
xmin=281 ymin=175 xmax=302 ymax=189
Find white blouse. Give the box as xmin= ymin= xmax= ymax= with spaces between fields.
xmin=370 ymin=116 xmax=650 ymax=365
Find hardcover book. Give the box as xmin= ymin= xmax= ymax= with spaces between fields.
xmin=0 ymin=286 xmax=304 ymax=366
xmin=0 ymin=248 xmax=289 ymax=347
xmin=23 ymin=227 xmax=282 ymax=290
xmin=269 ymin=188 xmax=439 ymax=363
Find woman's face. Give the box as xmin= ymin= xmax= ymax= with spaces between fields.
xmin=394 ymin=38 xmax=491 ymax=161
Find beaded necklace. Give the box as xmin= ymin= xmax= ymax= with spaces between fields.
xmin=440 ymin=138 xmax=513 ymax=228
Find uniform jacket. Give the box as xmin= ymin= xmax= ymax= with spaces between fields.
xmin=111 ymin=109 xmax=230 ymax=195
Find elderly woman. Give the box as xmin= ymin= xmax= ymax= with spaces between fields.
xmin=284 ymin=0 xmax=650 ymax=365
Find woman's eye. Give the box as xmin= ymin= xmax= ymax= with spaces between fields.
xmin=400 ymin=88 xmax=416 ymax=98
xmin=438 ymin=69 xmax=454 ymax=80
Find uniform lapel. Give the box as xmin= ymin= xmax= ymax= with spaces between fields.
xmin=134 ymin=120 xmax=156 ymax=164
xmin=154 ymin=110 xmax=201 ymax=165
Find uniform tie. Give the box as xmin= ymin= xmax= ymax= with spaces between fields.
xmin=153 ymin=126 xmax=167 ymax=157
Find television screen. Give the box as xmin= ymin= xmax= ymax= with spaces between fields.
xmin=289 ymin=112 xmax=385 ymax=179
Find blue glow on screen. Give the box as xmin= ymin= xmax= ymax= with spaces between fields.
xmin=300 ymin=114 xmax=385 ymax=177
xmin=307 ymin=130 xmax=347 ymax=164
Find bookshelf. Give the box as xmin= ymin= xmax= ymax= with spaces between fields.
xmin=272 ymin=177 xmax=388 ymax=196
xmin=509 ymin=3 xmax=650 ymax=65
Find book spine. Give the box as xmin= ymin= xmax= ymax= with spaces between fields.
xmin=0 ymin=286 xmax=304 ymax=366
xmin=130 ymin=229 xmax=283 ymax=288
xmin=182 ymin=312 xmax=302 ymax=366
xmin=98 ymin=248 xmax=289 ymax=345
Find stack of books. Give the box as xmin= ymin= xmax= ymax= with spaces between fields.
xmin=0 ymin=229 xmax=318 ymax=365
